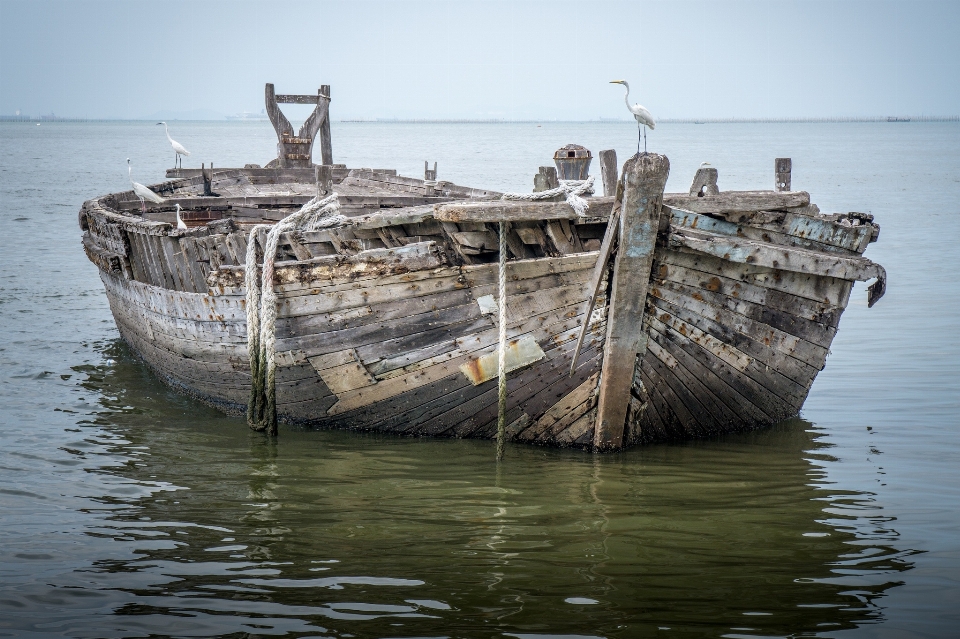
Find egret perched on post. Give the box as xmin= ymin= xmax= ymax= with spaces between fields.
xmin=610 ymin=80 xmax=656 ymax=154
xmin=127 ymin=158 xmax=164 ymax=212
xmin=175 ymin=203 xmax=187 ymax=230
xmin=156 ymin=121 xmax=191 ymax=168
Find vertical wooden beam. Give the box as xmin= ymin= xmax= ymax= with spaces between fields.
xmin=533 ymin=166 xmax=559 ymax=193
xmin=319 ymin=85 xmax=333 ymax=166
xmin=599 ymin=149 xmax=618 ymax=197
xmin=775 ymin=157 xmax=792 ymax=192
xmin=202 ymin=162 xmax=212 ymax=196
xmin=593 ymin=153 xmax=670 ymax=451
xmin=316 ymin=164 xmax=332 ymax=195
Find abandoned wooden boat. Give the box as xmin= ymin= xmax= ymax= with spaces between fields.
xmin=78 ymin=84 xmax=885 ymax=451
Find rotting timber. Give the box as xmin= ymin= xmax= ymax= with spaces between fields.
xmin=78 ymin=83 xmax=886 ymax=451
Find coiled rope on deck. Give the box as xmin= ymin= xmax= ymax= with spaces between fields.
xmin=245 ymin=193 xmax=346 ymax=435
xmin=500 ymin=176 xmax=595 ymax=216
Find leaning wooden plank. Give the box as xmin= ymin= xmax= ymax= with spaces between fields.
xmin=570 ymin=200 xmax=621 ymax=375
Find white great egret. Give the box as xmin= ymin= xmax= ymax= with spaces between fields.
xmin=156 ymin=121 xmax=191 ymax=168
xmin=175 ymin=203 xmax=187 ymax=230
xmin=610 ymin=80 xmax=656 ymax=154
xmin=127 ymin=158 xmax=165 ymax=212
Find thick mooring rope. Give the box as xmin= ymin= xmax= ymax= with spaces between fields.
xmin=245 ymin=193 xmax=346 ymax=435
xmin=496 ymin=220 xmax=508 ymax=461
xmin=500 ymin=176 xmax=595 ymax=216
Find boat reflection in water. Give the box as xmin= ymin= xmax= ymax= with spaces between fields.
xmin=54 ymin=341 xmax=915 ymax=637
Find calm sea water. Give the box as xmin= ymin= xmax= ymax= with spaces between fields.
xmin=1 ymin=120 xmax=958 ymax=638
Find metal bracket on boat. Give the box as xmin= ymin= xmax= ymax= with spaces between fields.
xmin=264 ymin=83 xmax=333 ymax=169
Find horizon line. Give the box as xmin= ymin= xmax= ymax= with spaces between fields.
xmin=1 ymin=115 xmax=957 ymax=124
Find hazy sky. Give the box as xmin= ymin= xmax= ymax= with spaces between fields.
xmin=1 ymin=0 xmax=958 ymax=120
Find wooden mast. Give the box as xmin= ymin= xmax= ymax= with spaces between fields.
xmin=593 ymin=153 xmax=670 ymax=451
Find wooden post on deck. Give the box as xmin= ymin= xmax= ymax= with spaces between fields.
xmin=316 ymin=164 xmax=332 ymax=196
xmin=201 ymin=163 xmax=212 ymax=196
xmin=533 ymin=166 xmax=559 ymax=193
xmin=775 ymin=158 xmax=792 ymax=192
xmin=593 ymin=153 xmax=670 ymax=451
xmin=599 ymin=149 xmax=618 ymax=196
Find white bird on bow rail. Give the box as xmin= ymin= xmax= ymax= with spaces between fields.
xmin=156 ymin=121 xmax=191 ymax=168
xmin=127 ymin=158 xmax=164 ymax=212
xmin=610 ymin=80 xmax=656 ymax=154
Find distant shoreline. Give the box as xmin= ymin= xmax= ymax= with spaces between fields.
xmin=2 ymin=115 xmax=957 ymax=124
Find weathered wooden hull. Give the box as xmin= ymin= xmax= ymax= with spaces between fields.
xmin=98 ymin=250 xmax=606 ymax=446
xmin=80 ymin=162 xmax=883 ymax=450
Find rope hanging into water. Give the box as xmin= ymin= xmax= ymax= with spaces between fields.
xmin=496 ymin=220 xmax=508 ymax=461
xmin=492 ymin=176 xmax=594 ymax=458
xmin=500 ymin=176 xmax=595 ymax=216
xmin=245 ymin=193 xmax=346 ymax=435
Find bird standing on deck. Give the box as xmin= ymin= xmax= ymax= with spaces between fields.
xmin=127 ymin=158 xmax=165 ymax=212
xmin=157 ymin=121 xmax=191 ymax=168
xmin=610 ymin=80 xmax=656 ymax=154
xmin=175 ymin=203 xmax=187 ymax=230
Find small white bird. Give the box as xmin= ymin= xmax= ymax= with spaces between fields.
xmin=157 ymin=121 xmax=191 ymax=168
xmin=175 ymin=203 xmax=187 ymax=230
xmin=610 ymin=80 xmax=656 ymax=154
xmin=127 ymin=158 xmax=164 ymax=212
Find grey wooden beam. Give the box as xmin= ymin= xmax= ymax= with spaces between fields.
xmin=599 ymin=149 xmax=618 ymax=197
xmin=775 ymin=158 xmax=792 ymax=192
xmin=593 ymin=153 xmax=669 ymax=451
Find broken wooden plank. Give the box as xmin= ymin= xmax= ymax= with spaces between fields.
xmin=670 ymin=227 xmax=886 ymax=298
